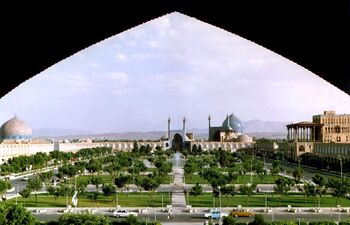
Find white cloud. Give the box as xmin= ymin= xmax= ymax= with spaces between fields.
xmin=147 ymin=40 xmax=159 ymax=48
xmin=0 ymin=12 xmax=349 ymax=132
xmin=152 ymin=16 xmax=171 ymax=30
xmin=115 ymin=53 xmax=126 ymax=61
xmin=108 ymin=72 xmax=128 ymax=83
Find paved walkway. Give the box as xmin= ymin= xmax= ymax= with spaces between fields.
xmin=171 ymin=152 xmax=187 ymax=208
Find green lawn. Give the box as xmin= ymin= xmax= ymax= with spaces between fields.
xmin=184 ymin=174 xmax=279 ymax=184
xmin=186 ymin=193 xmax=350 ymax=207
xmin=9 ymin=192 xmax=171 ymax=208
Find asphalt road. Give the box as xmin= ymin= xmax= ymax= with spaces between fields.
xmin=32 ymin=211 xmax=350 ymax=224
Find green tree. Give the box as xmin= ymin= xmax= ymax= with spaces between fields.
xmin=327 ymin=177 xmax=350 ymax=206
xmin=191 ymin=145 xmax=198 ymax=155
xmin=58 ymin=184 xmax=74 ymax=207
xmin=134 ymin=176 xmax=144 ymax=199
xmin=88 ymin=192 xmax=100 ymax=207
xmin=239 ymin=184 xmax=257 ymax=207
xmin=132 ymin=141 xmax=139 ymax=154
xmin=86 ymin=159 xmax=102 ymax=175
xmin=248 ymin=214 xmax=266 ymax=225
xmin=254 ymin=160 xmax=267 ymax=181
xmin=184 ymin=161 xmax=198 ymax=183
xmin=0 ymin=179 xmax=12 ymax=201
xmin=140 ymin=175 xmax=161 ymax=206
xmin=271 ymin=160 xmax=282 ymax=178
xmin=274 ymin=178 xmax=294 ymax=206
xmin=58 ymin=212 xmax=110 ymax=225
xmin=292 ymin=168 xmax=304 ymax=183
xmin=222 ymin=215 xmax=236 ymax=225
xmin=39 ymin=170 xmax=54 ymax=185
xmin=221 ymin=185 xmax=236 ymax=206
xmin=189 ymin=182 xmax=203 ymax=201
xmin=312 ymin=174 xmax=327 ymax=207
xmin=0 ymin=202 xmax=38 ymax=225
xmin=90 ymin=176 xmax=104 ymax=193
xmin=19 ymin=187 xmax=31 ymax=206
xmin=46 ymin=186 xmax=58 ymax=205
xmin=197 ymin=145 xmax=203 ymax=155
xmin=27 ymin=176 xmax=43 ymax=206
xmin=76 ymin=179 xmax=89 ymax=194
xmin=114 ymin=174 xmax=131 ymax=193
xmin=102 ymin=184 xmax=116 ymax=196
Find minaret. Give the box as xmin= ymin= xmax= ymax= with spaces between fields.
xmin=208 ymin=115 xmax=211 ymax=128
xmin=226 ymin=114 xmax=230 ymax=129
xmin=167 ymin=116 xmax=171 ymax=141
xmin=183 ymin=116 xmax=187 ymax=139
xmin=208 ymin=115 xmax=211 ymax=141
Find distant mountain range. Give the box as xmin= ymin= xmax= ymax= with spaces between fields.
xmin=32 ymin=128 xmax=93 ymax=138
xmin=33 ymin=119 xmax=290 ymax=140
xmin=243 ymin=119 xmax=291 ymax=133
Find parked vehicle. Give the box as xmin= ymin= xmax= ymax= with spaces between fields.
xmin=21 ymin=176 xmax=29 ymax=181
xmin=230 ymin=209 xmax=255 ymax=217
xmin=113 ymin=209 xmax=138 ymax=218
xmin=204 ymin=208 xmax=228 ymax=219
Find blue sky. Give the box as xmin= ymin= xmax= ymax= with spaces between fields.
xmin=0 ymin=12 xmax=349 ymax=133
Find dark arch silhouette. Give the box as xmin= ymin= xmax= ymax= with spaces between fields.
xmin=172 ymin=133 xmax=183 ymax=151
xmin=2 ymin=1 xmax=349 ymax=98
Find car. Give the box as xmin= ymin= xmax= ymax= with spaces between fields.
xmin=112 ymin=209 xmax=138 ymax=218
xmin=21 ymin=176 xmax=29 ymax=181
xmin=204 ymin=208 xmax=228 ymax=219
xmin=230 ymin=209 xmax=255 ymax=217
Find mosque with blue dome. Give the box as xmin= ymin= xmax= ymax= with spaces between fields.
xmin=0 ymin=115 xmax=32 ymax=143
xmin=208 ymin=113 xmax=249 ymax=142
xmin=0 ymin=113 xmax=254 ymax=163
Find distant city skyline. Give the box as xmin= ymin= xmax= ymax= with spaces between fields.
xmin=0 ymin=12 xmax=349 ymax=133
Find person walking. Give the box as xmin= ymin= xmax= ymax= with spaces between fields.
xmin=168 ymin=208 xmax=173 ymax=219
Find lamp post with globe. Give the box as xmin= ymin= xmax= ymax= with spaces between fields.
xmin=218 ymin=186 xmax=222 ymax=209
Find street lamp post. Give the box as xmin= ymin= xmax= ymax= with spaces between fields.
xmin=250 ymin=158 xmax=253 ymax=185
xmin=339 ymin=157 xmax=343 ymax=181
xmin=15 ymin=185 xmax=18 ymax=205
xmin=218 ymin=186 xmax=222 ymax=209
xmin=186 ymin=189 xmax=189 ymax=206
xmin=162 ymin=194 xmax=164 ymax=208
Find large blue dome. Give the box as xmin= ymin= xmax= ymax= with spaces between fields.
xmin=221 ymin=113 xmax=244 ymax=133
xmin=0 ymin=116 xmax=32 ymax=141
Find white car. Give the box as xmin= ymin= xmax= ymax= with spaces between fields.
xmin=113 ymin=209 xmax=138 ymax=218
xmin=21 ymin=177 xmax=29 ymax=181
xmin=204 ymin=208 xmax=228 ymax=219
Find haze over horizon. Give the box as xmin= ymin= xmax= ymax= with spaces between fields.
xmin=0 ymin=12 xmax=349 ymax=133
